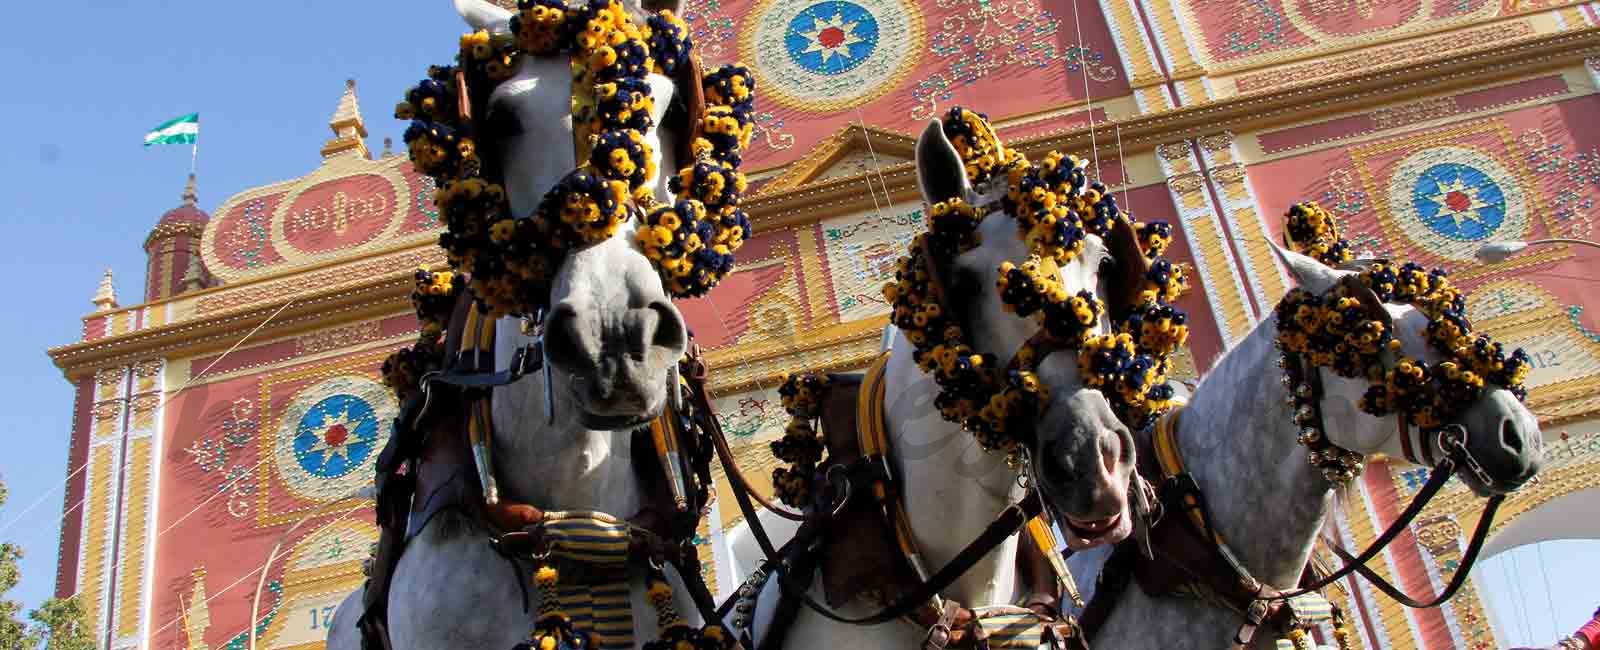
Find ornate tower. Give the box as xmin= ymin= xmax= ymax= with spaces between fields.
xmin=91 ymin=268 xmax=117 ymax=312
xmin=143 ymin=174 xmax=211 ymax=302
xmin=321 ymin=79 xmax=369 ymax=160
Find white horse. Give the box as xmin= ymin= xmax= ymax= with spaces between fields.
xmin=327 ymin=1 xmax=707 ymax=648
xmin=1063 ymin=244 xmax=1544 ymax=649
xmin=736 ymin=119 xmax=1143 ymax=648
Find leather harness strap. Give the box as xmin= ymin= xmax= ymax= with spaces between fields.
xmin=358 ymin=287 xmax=735 ymax=650
xmin=722 ymin=352 xmax=1078 ymax=649
xmin=1082 ymin=402 xmax=1506 ymax=648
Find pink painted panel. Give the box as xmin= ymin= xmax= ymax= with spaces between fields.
xmin=681 ymin=0 xmax=1130 ymax=171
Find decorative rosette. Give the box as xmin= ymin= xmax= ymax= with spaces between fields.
xmin=770 ymin=373 xmax=830 ymax=508
xmin=1008 ymin=160 xmax=1089 ymax=265
xmin=941 ymin=107 xmax=1026 ymax=185
xmin=382 ymin=268 xmax=462 ymax=399
xmin=398 ymin=0 xmax=753 ymax=318
xmin=1135 ymin=221 xmax=1173 ymax=258
xmin=1077 ymin=333 xmax=1175 ymax=429
xmin=644 ymin=11 xmax=692 ymax=76
xmin=1283 ymin=201 xmax=1353 ymax=267
xmin=459 ymin=29 xmax=520 ymax=82
xmin=511 ymin=0 xmax=568 ymax=55
xmin=1277 ymin=202 xmax=1530 ymax=436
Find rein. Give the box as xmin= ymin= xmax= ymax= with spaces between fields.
xmin=1084 ymin=363 xmax=1507 ymax=648
xmin=706 ymin=354 xmax=1074 ymax=649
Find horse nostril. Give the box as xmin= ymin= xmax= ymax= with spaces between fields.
xmin=1099 ymin=432 xmax=1121 ymax=475
xmin=542 ymin=303 xmax=589 ymax=370
xmin=1038 ymin=441 xmax=1076 ymax=487
xmin=1500 ymin=417 xmax=1523 ymax=455
xmin=646 ymin=300 xmax=687 ymax=353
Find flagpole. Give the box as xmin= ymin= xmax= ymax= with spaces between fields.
xmin=190 ymin=117 xmax=199 ymax=176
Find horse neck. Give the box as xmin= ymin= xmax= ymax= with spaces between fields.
xmin=1174 ymin=315 xmax=1333 ymax=587
xmin=882 ymin=335 xmax=1024 ymax=606
xmin=489 ymin=319 xmax=644 ymax=517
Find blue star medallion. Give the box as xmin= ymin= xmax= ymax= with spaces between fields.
xmin=291 ymin=394 xmax=379 ymax=479
xmin=1410 ymin=162 xmax=1507 ymax=241
xmin=784 ymin=1 xmax=881 ymax=75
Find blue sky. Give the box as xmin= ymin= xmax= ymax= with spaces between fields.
xmin=0 ymin=0 xmax=464 ymax=614
xmin=0 ymin=0 xmax=1594 ymax=644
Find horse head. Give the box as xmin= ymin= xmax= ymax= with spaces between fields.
xmin=912 ymin=117 xmax=1152 ymax=548
xmin=452 ymin=0 xmax=704 ymax=428
xmin=1272 ymin=243 xmax=1542 ymax=495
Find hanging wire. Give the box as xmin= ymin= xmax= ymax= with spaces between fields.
xmin=692 ymin=104 xmax=902 ymax=520
xmin=149 ymin=502 xmax=368 ymax=644
xmin=0 ymin=298 xmax=298 ymax=538
xmin=854 ymin=107 xmax=895 ymax=221
xmin=1114 ymin=123 xmax=1133 ymax=218
xmin=1509 ymin=547 xmax=1535 ymax=643
xmin=1068 ymin=0 xmax=1102 ymax=180
xmin=1535 ymin=543 xmax=1559 ymax=642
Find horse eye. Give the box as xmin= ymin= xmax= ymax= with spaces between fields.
xmin=951 ymin=267 xmax=978 ymax=294
xmin=483 ymin=108 xmax=524 ymax=139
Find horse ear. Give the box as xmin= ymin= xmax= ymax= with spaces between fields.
xmin=916 ymin=119 xmax=971 ymax=206
xmin=641 ymin=0 xmax=686 ymax=13
xmin=1269 ymin=239 xmax=1340 ymax=294
xmin=454 ymin=0 xmax=513 ymax=33
xmin=1106 ymin=218 xmax=1152 ymax=321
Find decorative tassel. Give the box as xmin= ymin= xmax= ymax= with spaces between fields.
xmin=515 ymin=566 xmax=597 ymax=650
xmin=639 ymin=570 xmax=735 ymax=650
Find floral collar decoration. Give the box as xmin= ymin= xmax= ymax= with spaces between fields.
xmin=1274 ymin=201 xmax=1531 ymax=482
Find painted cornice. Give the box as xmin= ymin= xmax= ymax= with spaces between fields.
xmin=748 ymin=26 xmax=1600 ymax=231
xmin=48 ymin=273 xmax=413 ymax=380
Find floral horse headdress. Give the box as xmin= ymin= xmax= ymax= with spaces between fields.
xmin=1275 ymin=202 xmax=1531 ymax=481
xmin=771 ymin=108 xmax=1194 ymax=507
xmin=398 ymin=0 xmax=754 ymax=318
xmin=382 ymin=0 xmax=755 ymax=393
xmin=379 ymin=5 xmax=754 ymax=648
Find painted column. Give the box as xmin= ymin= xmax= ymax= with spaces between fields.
xmin=1153 ymin=140 xmax=1255 ymax=347
xmin=110 ymin=359 xmax=166 ymax=649
xmin=1193 ymin=131 xmax=1292 ymax=316
xmin=82 ymin=366 xmax=130 ymax=644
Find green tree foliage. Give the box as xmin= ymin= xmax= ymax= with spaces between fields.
xmin=0 ymin=475 xmax=39 ymax=649
xmin=30 ymin=597 xmax=93 ymax=650
xmin=0 ymin=475 xmax=96 ymax=650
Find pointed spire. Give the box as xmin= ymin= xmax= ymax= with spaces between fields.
xmin=322 ymin=78 xmax=369 ymax=159
xmin=183 ymin=253 xmax=207 ymax=292
xmin=181 ymin=173 xmax=198 ymax=207
xmin=93 ymin=268 xmax=118 ymax=312
xmin=183 ymin=568 xmax=211 ymax=650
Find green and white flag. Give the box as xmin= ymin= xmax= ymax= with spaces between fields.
xmin=144 ymin=113 xmax=199 ymax=147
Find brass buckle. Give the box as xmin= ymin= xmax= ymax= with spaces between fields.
xmin=924 ymin=600 xmax=963 ymax=650
xmin=825 ymin=465 xmax=853 ymax=517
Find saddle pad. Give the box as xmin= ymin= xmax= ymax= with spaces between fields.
xmin=971 ymin=606 xmax=1052 ymax=649
xmin=1282 ymin=591 xmax=1333 ymax=626
xmin=544 ymin=511 xmax=633 ymax=566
